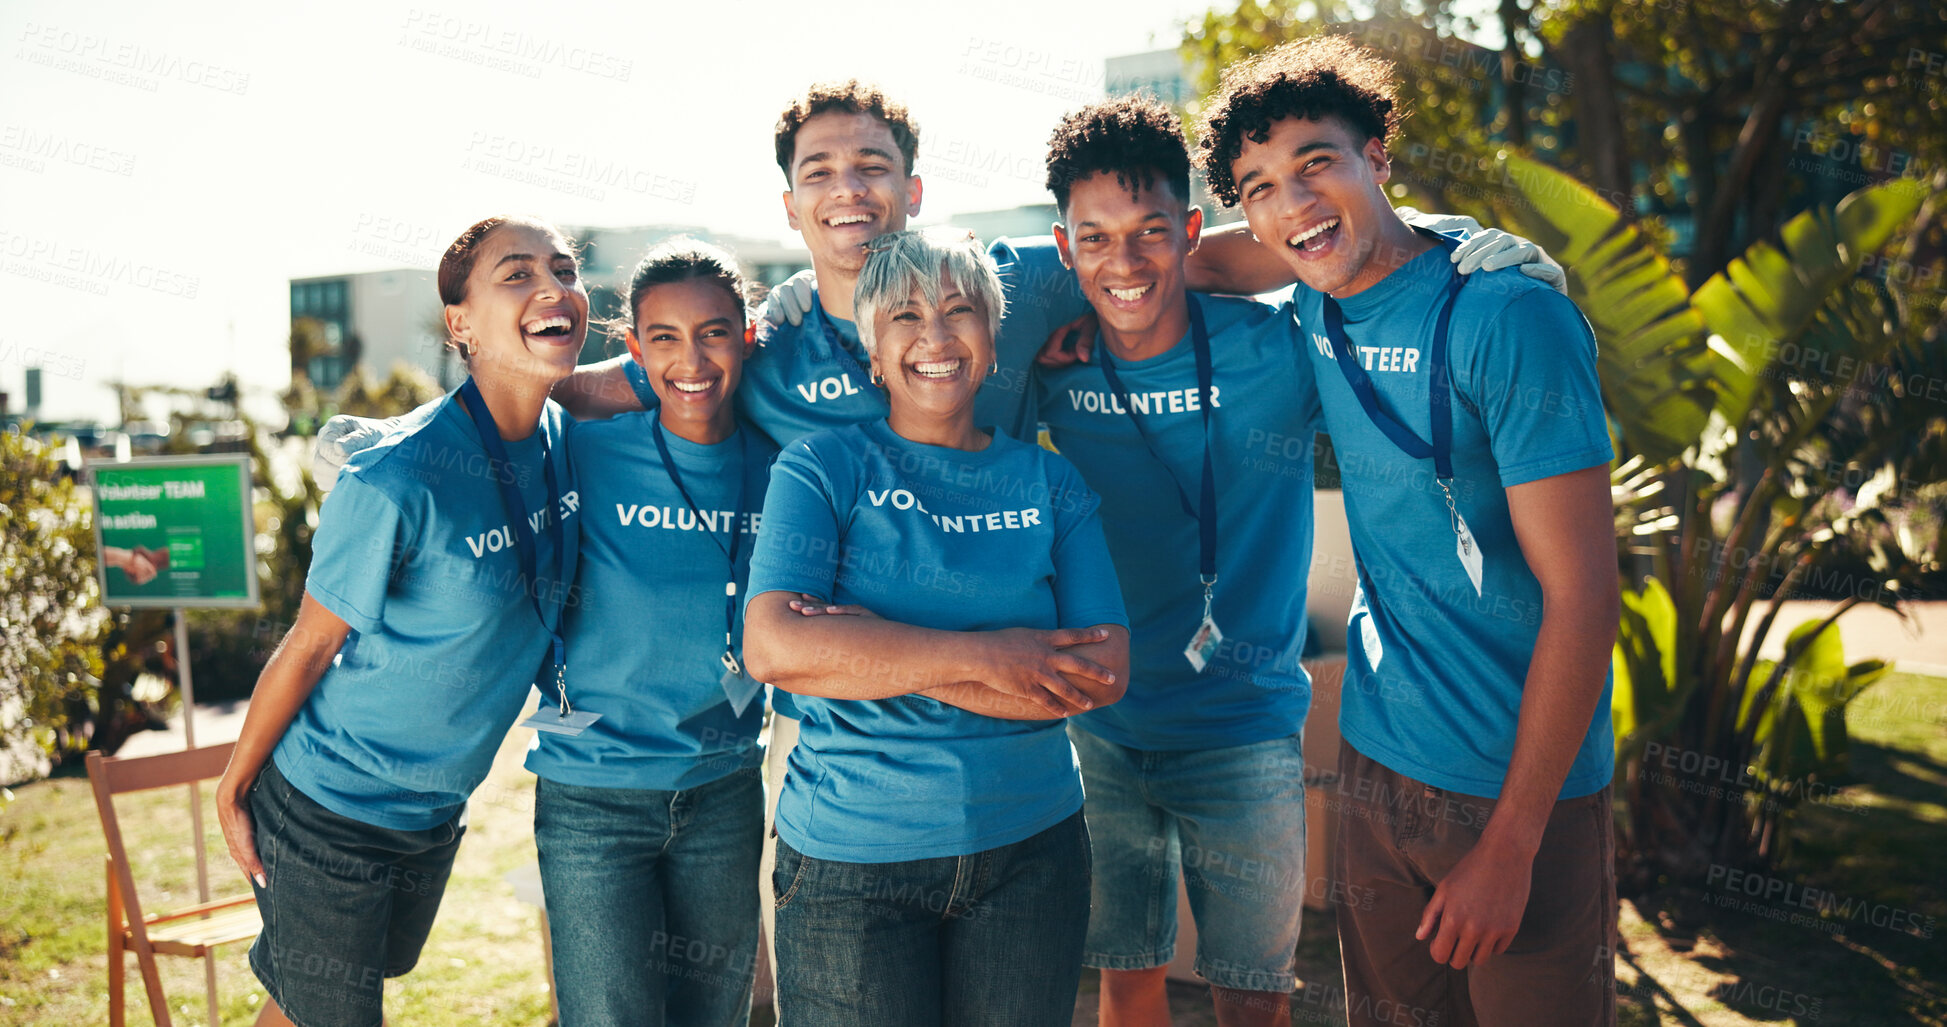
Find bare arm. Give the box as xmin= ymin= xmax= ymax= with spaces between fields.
xmin=1185 ymin=220 xmax=1297 ymax=296
xmin=214 ymin=593 xmax=352 ymax=885
xmin=744 ymin=590 xmax=1119 ymax=716
xmin=923 ymin=626 xmax=1129 ymax=720
xmin=549 ymin=355 xmax=647 ymax=420
xmin=1418 ymin=464 xmax=1619 ymax=968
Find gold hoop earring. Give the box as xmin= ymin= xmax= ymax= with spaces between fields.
xmin=870 ymin=372 xmax=884 ymax=386
xmin=989 ymin=361 xmax=999 ymax=375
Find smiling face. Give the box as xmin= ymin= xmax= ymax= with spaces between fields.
xmin=782 ymin=111 xmax=923 ymax=278
xmin=443 ymin=222 xmax=588 ymax=392
xmin=1230 ymin=114 xmax=1404 ymax=297
xmin=867 ymin=273 xmax=994 ymax=431
xmin=1054 ymin=170 xmax=1202 ymax=356
xmin=626 ymin=277 xmax=750 ymax=444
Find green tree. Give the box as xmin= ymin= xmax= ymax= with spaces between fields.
xmin=333 ymin=363 xmax=445 ymax=420
xmin=1456 ymin=158 xmax=1940 ymax=881
xmin=1181 ymin=0 xmax=1947 ymax=287
xmin=0 ymin=429 xmax=106 ymax=777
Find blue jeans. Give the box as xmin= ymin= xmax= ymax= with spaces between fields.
xmin=772 ymin=810 xmax=1090 ymax=1027
xmin=534 ymin=767 xmax=764 ymax=1027
xmin=247 ymin=758 xmax=463 ymax=1027
xmin=1070 ymin=725 xmax=1307 ymax=993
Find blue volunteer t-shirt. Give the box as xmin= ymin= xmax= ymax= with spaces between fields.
xmin=1295 ymin=249 xmax=1615 ymax=800
xmin=277 ymin=390 xmax=579 ymax=830
xmin=746 ymin=420 xmax=1128 ymax=863
xmin=1037 ymin=282 xmax=1323 ymax=751
xmin=989 ymin=236 xmax=1088 ymax=440
xmin=525 ymin=413 xmax=777 ymax=791
xmin=735 ymin=299 xmax=888 ymax=449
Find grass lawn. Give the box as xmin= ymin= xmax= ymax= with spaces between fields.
xmin=4 ymin=674 xmax=1943 ymax=1026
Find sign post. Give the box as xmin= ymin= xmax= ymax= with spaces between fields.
xmin=89 ymin=454 xmax=257 ymax=1026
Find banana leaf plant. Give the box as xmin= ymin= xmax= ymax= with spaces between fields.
xmin=1456 ymin=157 xmax=1942 ymax=887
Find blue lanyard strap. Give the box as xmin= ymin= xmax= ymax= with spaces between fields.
xmin=1096 ymin=294 xmax=1218 ymax=585
xmin=806 ymin=298 xmax=876 ymax=386
xmin=651 ymin=420 xmax=750 ymax=662
xmin=1319 ymin=239 xmax=1467 ymax=481
xmin=457 ymin=378 xmax=570 ymax=710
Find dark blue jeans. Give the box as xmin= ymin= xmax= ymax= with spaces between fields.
xmin=771 ymin=810 xmax=1091 ymax=1027
xmin=534 ymin=767 xmax=764 ymax=1027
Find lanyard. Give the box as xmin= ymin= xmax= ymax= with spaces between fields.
xmin=806 ymin=297 xmax=876 ymax=387
xmin=651 ymin=419 xmax=752 ymax=675
xmin=457 ymin=379 xmax=571 ymax=712
xmin=1319 ymin=238 xmax=1468 ymax=514
xmin=1096 ymin=294 xmax=1218 ymax=606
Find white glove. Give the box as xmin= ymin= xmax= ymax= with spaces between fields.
xmin=1398 ymin=207 xmax=1568 ymax=295
xmin=1453 ymin=229 xmax=1566 ymax=294
xmin=759 ymin=268 xmax=819 ymax=328
xmin=1397 ymin=206 xmax=1478 ymax=237
xmin=312 ymin=414 xmax=397 ymax=493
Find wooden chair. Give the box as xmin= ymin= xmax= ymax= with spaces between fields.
xmin=88 ymin=742 xmax=263 ymax=1027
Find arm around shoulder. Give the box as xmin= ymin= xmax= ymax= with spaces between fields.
xmin=549 ymin=355 xmax=648 ymax=420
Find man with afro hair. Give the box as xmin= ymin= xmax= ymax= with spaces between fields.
xmin=1029 ymin=93 xmax=1324 ymax=1027
xmin=1200 ymin=34 xmax=1620 ymax=1026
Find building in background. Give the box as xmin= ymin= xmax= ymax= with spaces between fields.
xmin=290 ymin=227 xmax=808 ymax=393
xmin=1104 ymin=47 xmax=1232 ymax=222
xmin=1106 ymin=47 xmax=1199 ymax=107
xmin=945 ymin=204 xmax=1060 ymax=244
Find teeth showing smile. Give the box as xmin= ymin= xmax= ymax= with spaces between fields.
xmin=1288 ymin=218 xmax=1340 ymax=251
xmin=1107 ymin=285 xmax=1152 ymax=302
xmin=524 ymin=314 xmax=574 ymax=337
xmin=912 ymin=359 xmax=961 ymax=379
xmin=671 ymin=379 xmax=716 ymax=394
xmin=826 ymin=214 xmax=873 ymax=226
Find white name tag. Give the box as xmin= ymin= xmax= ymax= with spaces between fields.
xmin=720 ymin=650 xmax=763 ymax=718
xmin=1184 ymin=614 xmax=1223 ymax=674
xmin=1454 ymin=511 xmax=1484 ymax=596
xmin=522 ymin=708 xmax=602 ymax=737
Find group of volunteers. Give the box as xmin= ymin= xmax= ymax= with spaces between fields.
xmin=215 ymin=31 xmax=1621 ymax=1027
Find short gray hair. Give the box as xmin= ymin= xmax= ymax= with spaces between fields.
xmin=853 ymin=228 xmax=1007 ymax=356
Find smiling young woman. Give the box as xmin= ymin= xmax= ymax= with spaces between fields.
xmin=524 ymin=239 xmax=778 ymax=1026
xmin=215 ymin=215 xmax=585 ymax=1027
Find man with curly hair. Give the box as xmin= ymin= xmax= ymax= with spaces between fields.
xmin=1198 ymin=34 xmax=1620 ymax=1027
xmin=1017 ymin=90 xmax=1568 ymax=1027
xmin=1028 ymin=93 xmax=1323 ymax=1027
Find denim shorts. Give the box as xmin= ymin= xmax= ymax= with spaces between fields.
xmin=534 ymin=767 xmax=764 ymax=1027
xmin=772 ymin=809 xmax=1091 ymax=1027
xmin=1069 ymin=725 xmax=1307 ymax=992
xmin=246 ymin=758 xmax=464 ymax=1027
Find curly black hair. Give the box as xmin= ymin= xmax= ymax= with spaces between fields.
xmin=774 ymin=80 xmax=920 ymax=184
xmin=1044 ymin=94 xmax=1191 ymax=215
xmin=1194 ymin=34 xmax=1405 ymax=207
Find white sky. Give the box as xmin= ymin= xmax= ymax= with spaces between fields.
xmin=1 ymin=0 xmax=1220 ymax=421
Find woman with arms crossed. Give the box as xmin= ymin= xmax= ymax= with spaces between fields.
xmin=743 ymin=228 xmax=1130 ymax=1026
xmin=215 ymin=216 xmax=585 ymax=1027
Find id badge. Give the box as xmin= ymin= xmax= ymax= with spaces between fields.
xmin=1453 ymin=511 xmax=1484 ymax=596
xmin=720 ymin=652 xmax=762 ymax=718
xmin=521 ymin=708 xmax=603 ymax=737
xmin=1183 ymin=614 xmax=1224 ymax=673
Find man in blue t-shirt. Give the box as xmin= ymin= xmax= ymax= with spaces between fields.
xmin=1029 ymin=96 xmax=1325 ymax=1027
xmin=1199 ymin=35 xmax=1621 ymax=1027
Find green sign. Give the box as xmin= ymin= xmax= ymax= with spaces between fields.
xmin=91 ymin=455 xmax=258 ymax=609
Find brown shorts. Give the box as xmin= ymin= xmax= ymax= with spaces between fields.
xmin=1332 ymin=742 xmax=1617 ymax=1027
